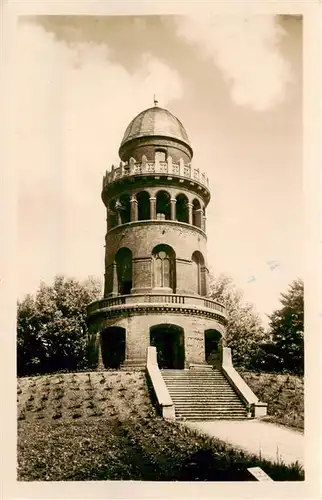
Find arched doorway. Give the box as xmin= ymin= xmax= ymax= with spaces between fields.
xmin=101 ymin=327 xmax=126 ymax=369
xmin=204 ymin=329 xmax=222 ymax=366
xmin=150 ymin=324 xmax=185 ymax=369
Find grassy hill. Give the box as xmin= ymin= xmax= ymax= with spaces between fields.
xmin=17 ymin=370 xmax=304 ymax=481
xmin=239 ymin=371 xmax=304 ymax=430
xmin=17 ymin=371 xmax=151 ymax=422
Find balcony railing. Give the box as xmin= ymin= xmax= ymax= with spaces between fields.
xmin=103 ymin=157 xmax=209 ymax=190
xmin=87 ymin=293 xmax=226 ymax=317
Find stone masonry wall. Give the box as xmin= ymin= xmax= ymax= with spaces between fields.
xmin=89 ymin=310 xmax=226 ymax=367
xmin=119 ymin=137 xmax=192 ymax=164
xmin=104 ymin=221 xmax=208 ymax=296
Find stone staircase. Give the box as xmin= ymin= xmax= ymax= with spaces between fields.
xmin=161 ymin=366 xmax=250 ymax=421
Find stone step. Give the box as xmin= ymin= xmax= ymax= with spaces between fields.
xmin=164 ymin=380 xmax=228 ymax=384
xmin=175 ymin=410 xmax=247 ymax=414
xmin=164 ymin=372 xmax=216 ymax=376
xmin=171 ymin=396 xmax=240 ymax=401
xmin=170 ymin=394 xmax=242 ymax=399
xmin=174 ymin=401 xmax=246 ymax=407
xmin=172 ymin=402 xmax=244 ymax=407
xmin=161 ymin=367 xmax=249 ymax=421
xmin=176 ymin=408 xmax=247 ymax=412
xmin=163 ymin=379 xmax=229 ymax=383
xmin=165 ymin=378 xmax=231 ymax=382
xmin=176 ymin=413 xmax=248 ymax=418
xmin=164 ymin=374 xmax=227 ymax=377
xmin=177 ymin=417 xmax=250 ymax=421
xmin=169 ymin=393 xmax=237 ymax=396
xmin=168 ymin=389 xmax=236 ymax=396
xmin=176 ymin=414 xmax=248 ymax=418
xmin=165 ymin=380 xmax=232 ymax=389
xmin=164 ymin=377 xmax=227 ymax=380
xmin=172 ymin=402 xmax=246 ymax=407
xmin=162 ymin=372 xmax=222 ymax=376
xmin=167 ymin=382 xmax=233 ymax=386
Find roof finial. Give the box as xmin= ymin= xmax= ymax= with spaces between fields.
xmin=153 ymin=94 xmax=158 ymax=106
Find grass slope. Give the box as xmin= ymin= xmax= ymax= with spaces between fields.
xmin=17 ymin=370 xmax=304 ymax=481
xmin=239 ymin=371 xmax=304 ymax=430
xmin=17 ymin=371 xmax=151 ymax=422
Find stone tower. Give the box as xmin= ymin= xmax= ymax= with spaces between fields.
xmin=87 ymin=104 xmax=227 ymax=370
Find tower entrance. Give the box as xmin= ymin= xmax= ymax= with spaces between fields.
xmin=205 ymin=329 xmax=222 ymax=366
xmin=150 ymin=324 xmax=185 ymax=369
xmin=101 ymin=327 xmax=126 ymax=368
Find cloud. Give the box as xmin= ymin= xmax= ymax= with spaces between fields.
xmin=15 ymin=21 xmax=183 ymax=296
xmin=173 ymin=14 xmax=293 ymax=111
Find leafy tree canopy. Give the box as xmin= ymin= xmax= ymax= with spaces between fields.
xmin=208 ymin=274 xmax=268 ymax=368
xmin=264 ymin=278 xmax=304 ymax=374
xmin=17 ymin=275 xmax=102 ymax=376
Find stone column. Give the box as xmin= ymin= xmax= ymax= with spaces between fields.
xmin=106 ymin=210 xmax=110 ymax=231
xmin=202 ymin=215 xmax=207 ymax=232
xmin=194 ymin=208 xmax=203 ymax=228
xmin=97 ymin=333 xmax=104 ymax=371
xmin=112 ymin=261 xmax=118 ymax=296
xmin=188 ymin=202 xmax=193 ymax=225
xmin=130 ymin=195 xmax=138 ymax=222
xmin=115 ymin=201 xmax=122 ymax=226
xmin=150 ymin=196 xmax=157 ymax=219
xmin=170 ymin=198 xmax=176 ymax=221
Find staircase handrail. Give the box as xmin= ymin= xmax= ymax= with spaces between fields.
xmin=146 ymin=346 xmax=175 ymax=420
xmin=221 ymin=347 xmax=267 ymax=418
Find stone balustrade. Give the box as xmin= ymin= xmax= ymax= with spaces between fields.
xmin=87 ymin=293 xmax=226 ymax=318
xmin=103 ymin=156 xmax=209 ymax=189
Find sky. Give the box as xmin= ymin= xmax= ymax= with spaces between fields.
xmin=15 ymin=14 xmax=302 ymax=326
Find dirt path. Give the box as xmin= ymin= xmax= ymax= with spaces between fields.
xmin=185 ymin=420 xmax=304 ymax=466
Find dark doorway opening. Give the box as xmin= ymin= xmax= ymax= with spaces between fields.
xmin=156 ymin=190 xmax=171 ymax=220
xmin=205 ymin=329 xmax=222 ymax=366
xmin=137 ymin=191 xmax=151 ymax=221
xmin=115 ymin=247 xmax=132 ymax=295
xmin=101 ymin=327 xmax=126 ymax=368
xmin=150 ymin=324 xmax=184 ymax=369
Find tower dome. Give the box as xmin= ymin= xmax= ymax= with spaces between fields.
xmin=118 ymin=106 xmax=193 ymax=162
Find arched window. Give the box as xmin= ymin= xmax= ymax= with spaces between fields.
xmin=156 ymin=190 xmax=171 ymax=220
xmin=137 ymin=191 xmax=151 ymax=221
xmin=118 ymin=194 xmax=131 ymax=224
xmin=176 ymin=193 xmax=189 ymax=223
xmin=191 ymin=251 xmax=206 ymax=295
xmin=115 ymin=247 xmax=132 ymax=295
xmin=192 ymin=198 xmax=202 ymax=228
xmin=152 ymin=244 xmax=176 ymax=292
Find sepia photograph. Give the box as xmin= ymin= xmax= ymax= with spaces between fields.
xmin=5 ymin=4 xmax=318 ymax=494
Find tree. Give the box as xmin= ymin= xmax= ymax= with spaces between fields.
xmin=17 ymin=275 xmax=102 ymax=376
xmin=208 ymin=274 xmax=268 ymax=369
xmin=263 ymin=279 xmax=304 ymax=374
